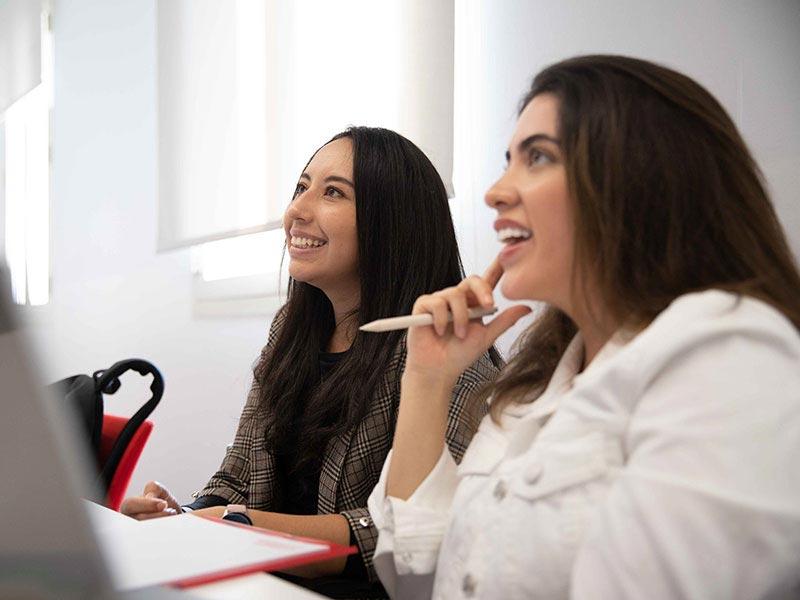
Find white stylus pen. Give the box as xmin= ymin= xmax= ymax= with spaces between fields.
xmin=359 ymin=306 xmax=498 ymax=333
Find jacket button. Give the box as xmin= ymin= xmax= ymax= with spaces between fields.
xmin=493 ymin=480 xmax=507 ymax=500
xmin=462 ymin=573 xmax=477 ymax=596
xmin=524 ymin=461 xmax=543 ymax=484
xmin=358 ymin=516 xmax=372 ymax=528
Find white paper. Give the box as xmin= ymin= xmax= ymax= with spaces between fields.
xmin=85 ymin=503 xmax=329 ymax=591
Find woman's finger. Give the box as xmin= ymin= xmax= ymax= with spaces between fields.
xmin=440 ymin=288 xmax=470 ymax=339
xmin=482 ymin=258 xmax=505 ymax=290
xmin=411 ymin=294 xmax=433 ymax=314
xmin=414 ymin=294 xmax=451 ymax=336
xmin=121 ymin=496 xmax=168 ymax=516
xmin=134 ymin=508 xmax=178 ymax=521
xmin=426 ymin=294 xmax=452 ymax=336
xmin=484 ymin=305 xmax=532 ymax=343
xmin=143 ymin=480 xmax=169 ymax=499
xmin=458 ymin=275 xmax=495 ymax=308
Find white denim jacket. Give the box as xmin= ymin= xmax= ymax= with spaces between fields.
xmin=368 ymin=290 xmax=800 ymax=599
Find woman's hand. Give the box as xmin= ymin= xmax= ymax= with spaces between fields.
xmin=405 ymin=259 xmax=532 ymax=384
xmin=387 ymin=260 xmax=530 ymax=500
xmin=119 ymin=481 xmax=183 ymax=520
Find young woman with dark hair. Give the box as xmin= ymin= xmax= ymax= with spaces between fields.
xmin=121 ymin=126 xmax=501 ymax=597
xmin=370 ymin=56 xmax=800 ymax=599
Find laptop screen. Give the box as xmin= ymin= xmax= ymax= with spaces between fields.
xmin=0 ymin=266 xmax=113 ymax=599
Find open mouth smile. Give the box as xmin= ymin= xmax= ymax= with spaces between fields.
xmin=497 ymin=226 xmax=532 ymax=246
xmin=290 ymin=236 xmax=328 ymax=249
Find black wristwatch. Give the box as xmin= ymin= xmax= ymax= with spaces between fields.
xmin=222 ymin=503 xmax=253 ymax=526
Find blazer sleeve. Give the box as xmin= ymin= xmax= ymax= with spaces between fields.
xmin=444 ymin=352 xmax=497 ymax=462
xmin=351 ymin=351 xmax=500 ymax=584
xmin=186 ymin=307 xmax=287 ymax=506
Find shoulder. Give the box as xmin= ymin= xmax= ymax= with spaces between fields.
xmin=265 ymin=304 xmax=289 ymax=347
xmin=458 ymin=351 xmax=503 ymax=389
xmin=604 ymin=290 xmax=800 ymax=416
xmin=251 ymin=305 xmax=289 ymax=370
xmin=631 ymin=289 xmax=800 ymax=367
xmin=651 ymin=289 xmax=795 ymax=334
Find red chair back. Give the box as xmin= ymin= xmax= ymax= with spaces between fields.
xmin=100 ymin=415 xmax=153 ymax=511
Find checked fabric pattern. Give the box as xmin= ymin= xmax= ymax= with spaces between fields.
xmin=193 ymin=308 xmax=501 ymax=581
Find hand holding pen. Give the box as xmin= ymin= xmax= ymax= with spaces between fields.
xmin=364 ymin=259 xmax=532 ymax=383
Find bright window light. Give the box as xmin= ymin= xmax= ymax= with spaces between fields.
xmin=3 ymin=10 xmax=52 ymax=306
xmin=195 ymin=0 xmax=403 ymax=286
xmin=193 ymin=227 xmax=286 ymax=282
xmin=4 ymin=83 xmax=50 ymax=305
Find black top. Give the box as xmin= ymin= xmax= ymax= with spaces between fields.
xmin=278 ymin=350 xmax=348 ymax=517
xmin=186 ymin=349 xmax=386 ymax=598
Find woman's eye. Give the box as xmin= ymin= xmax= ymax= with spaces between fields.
xmin=293 ymin=183 xmax=307 ymax=198
xmin=528 ymin=148 xmax=551 ymax=166
xmin=325 ymin=186 xmax=344 ymax=198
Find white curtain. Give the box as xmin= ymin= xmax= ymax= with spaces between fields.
xmin=0 ymin=0 xmax=42 ymax=113
xmin=157 ymin=0 xmax=454 ymax=252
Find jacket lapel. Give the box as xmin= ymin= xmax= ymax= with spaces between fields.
xmin=316 ymin=338 xmax=406 ymax=514
xmin=317 ymin=427 xmax=356 ymax=513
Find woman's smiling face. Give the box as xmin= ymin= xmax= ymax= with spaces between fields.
xmin=283 ymin=137 xmax=359 ymax=301
xmin=485 ymin=93 xmax=577 ymax=314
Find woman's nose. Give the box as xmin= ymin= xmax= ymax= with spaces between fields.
xmin=285 ymin=191 xmax=312 ymax=222
xmin=485 ymin=175 xmax=517 ymax=211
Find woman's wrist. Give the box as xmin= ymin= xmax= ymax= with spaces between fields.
xmin=402 ymin=365 xmax=459 ymax=393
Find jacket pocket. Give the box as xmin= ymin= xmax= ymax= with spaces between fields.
xmin=509 ymin=431 xmax=621 ymax=502
xmin=456 ymin=419 xmax=509 ymax=477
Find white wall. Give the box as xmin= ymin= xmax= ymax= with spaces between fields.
xmin=32 ymin=0 xmax=270 ymax=501
xmin=452 ymin=0 xmax=800 ymax=352
xmin=30 ymin=0 xmax=800 ymax=501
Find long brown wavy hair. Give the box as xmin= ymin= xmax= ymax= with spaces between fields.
xmin=489 ymin=54 xmax=800 ymax=420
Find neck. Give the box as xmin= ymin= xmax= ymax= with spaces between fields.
xmin=324 ymin=287 xmax=360 ymax=353
xmin=578 ymin=324 xmax=611 ymax=369
xmin=568 ymin=298 xmax=617 ymax=370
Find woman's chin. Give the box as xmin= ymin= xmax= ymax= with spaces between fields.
xmin=287 ymin=267 xmax=314 ymax=286
xmin=500 ymin=278 xmax=527 ymax=301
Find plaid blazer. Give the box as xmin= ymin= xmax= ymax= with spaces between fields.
xmin=193 ymin=307 xmax=501 ymax=581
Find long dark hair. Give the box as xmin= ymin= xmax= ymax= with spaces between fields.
xmin=255 ymin=126 xmax=466 ymax=477
xmin=489 ymin=54 xmax=800 ymax=419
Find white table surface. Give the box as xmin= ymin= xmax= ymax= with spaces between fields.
xmin=86 ymin=502 xmax=325 ymax=599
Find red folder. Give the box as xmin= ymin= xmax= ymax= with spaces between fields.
xmin=171 ymin=516 xmax=357 ymax=589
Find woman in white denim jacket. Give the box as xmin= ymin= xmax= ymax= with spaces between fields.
xmin=367 ymin=55 xmax=800 ymax=599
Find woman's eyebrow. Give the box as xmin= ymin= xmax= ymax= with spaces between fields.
xmin=298 ymin=173 xmax=354 ymax=189
xmin=325 ymin=175 xmax=355 ymax=189
xmin=505 ymin=133 xmax=561 ymax=163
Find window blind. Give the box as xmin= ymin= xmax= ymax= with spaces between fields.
xmin=157 ymin=0 xmax=454 ymax=252
xmin=0 ymin=0 xmax=42 ymax=114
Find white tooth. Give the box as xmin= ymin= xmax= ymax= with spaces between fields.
xmin=293 ymin=236 xmax=322 ymax=247
xmin=497 ymin=227 xmax=532 ymax=242
xmin=291 ymin=235 xmax=326 ymax=247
